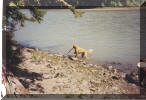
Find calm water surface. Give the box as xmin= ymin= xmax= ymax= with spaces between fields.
xmin=14 ymin=9 xmax=140 ymax=69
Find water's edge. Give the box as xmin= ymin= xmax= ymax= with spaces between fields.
xmin=16 ymin=43 xmax=138 ymax=74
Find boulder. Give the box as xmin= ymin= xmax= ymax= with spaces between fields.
xmin=11 ymin=46 xmax=17 ymax=51
xmin=108 ymin=66 xmax=113 ymax=70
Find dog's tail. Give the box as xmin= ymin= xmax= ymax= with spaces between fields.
xmin=87 ymin=49 xmax=93 ymax=53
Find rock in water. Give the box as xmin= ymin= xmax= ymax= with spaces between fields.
xmin=68 ymin=56 xmax=78 ymax=61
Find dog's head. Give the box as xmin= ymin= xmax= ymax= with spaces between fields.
xmin=73 ymin=44 xmax=78 ymax=49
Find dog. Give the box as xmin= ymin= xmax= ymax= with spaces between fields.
xmin=67 ymin=43 xmax=93 ymax=58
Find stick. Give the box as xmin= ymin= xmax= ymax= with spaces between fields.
xmin=66 ymin=48 xmax=73 ymax=55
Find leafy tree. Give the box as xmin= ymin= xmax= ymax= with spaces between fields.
xmin=113 ymin=1 xmax=117 ymax=7
xmin=4 ymin=0 xmax=83 ymax=29
xmin=131 ymin=0 xmax=136 ymax=6
xmin=135 ymin=0 xmax=140 ymax=6
xmin=110 ymin=1 xmax=114 ymax=7
xmin=101 ymin=2 xmax=105 ymax=7
xmin=126 ymin=0 xmax=131 ymax=7
xmin=3 ymin=0 xmax=84 ymax=73
xmin=118 ymin=1 xmax=123 ymax=7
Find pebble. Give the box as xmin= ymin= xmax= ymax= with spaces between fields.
xmin=108 ymin=66 xmax=113 ymax=70
xmin=114 ymin=69 xmax=117 ymax=74
xmin=121 ymin=73 xmax=126 ymax=78
xmin=64 ymin=61 xmax=68 ymax=64
xmin=63 ymin=55 xmax=67 ymax=58
xmin=55 ymin=54 xmax=62 ymax=57
xmin=48 ymin=60 xmax=51 ymax=62
xmin=47 ymin=63 xmax=52 ymax=68
xmin=89 ymin=64 xmax=93 ymax=66
xmin=54 ymin=73 xmax=59 ymax=78
xmin=53 ymin=66 xmax=58 ymax=70
xmin=26 ymin=48 xmax=34 ymax=52
xmin=68 ymin=56 xmax=78 ymax=61
xmin=112 ymin=76 xmax=119 ymax=80
xmin=49 ymin=54 xmax=53 ymax=57
xmin=83 ymin=62 xmax=86 ymax=65
xmin=35 ymin=48 xmax=39 ymax=51
xmin=11 ymin=46 xmax=17 ymax=51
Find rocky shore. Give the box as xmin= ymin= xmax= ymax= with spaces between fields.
xmin=5 ymin=45 xmax=143 ymax=98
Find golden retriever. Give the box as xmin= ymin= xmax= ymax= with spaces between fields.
xmin=67 ymin=43 xmax=93 ymax=58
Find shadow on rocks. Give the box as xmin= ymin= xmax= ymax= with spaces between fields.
xmin=124 ymin=72 xmax=140 ymax=86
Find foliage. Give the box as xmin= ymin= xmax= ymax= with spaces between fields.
xmin=118 ymin=1 xmax=123 ymax=7
xmin=31 ymin=49 xmax=48 ymax=63
xmin=101 ymin=2 xmax=105 ymax=7
xmin=100 ymin=0 xmax=144 ymax=7
xmin=4 ymin=0 xmax=83 ymax=73
xmin=6 ymin=7 xmax=46 ymax=27
xmin=3 ymin=0 xmax=85 ymax=32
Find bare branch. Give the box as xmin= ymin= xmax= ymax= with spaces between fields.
xmin=57 ymin=0 xmax=84 ymax=17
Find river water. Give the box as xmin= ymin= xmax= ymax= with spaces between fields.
xmin=14 ymin=9 xmax=140 ymax=71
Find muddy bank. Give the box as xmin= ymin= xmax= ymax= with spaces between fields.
xmin=5 ymin=45 xmax=142 ymax=98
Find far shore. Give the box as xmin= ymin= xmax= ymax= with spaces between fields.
xmin=45 ymin=7 xmax=140 ymax=11
xmin=78 ymin=7 xmax=140 ymax=11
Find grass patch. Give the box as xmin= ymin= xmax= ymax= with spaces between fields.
xmin=31 ymin=50 xmax=48 ymax=63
